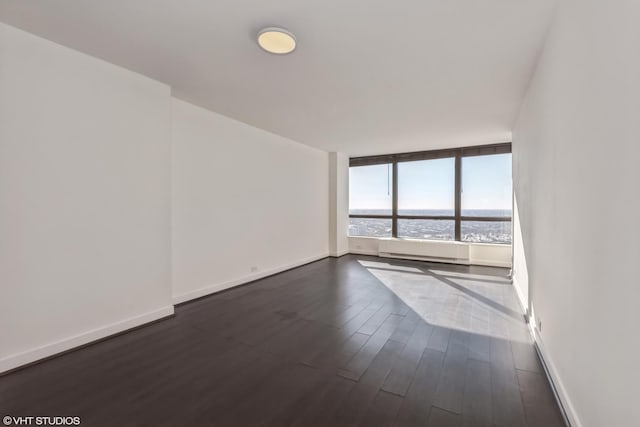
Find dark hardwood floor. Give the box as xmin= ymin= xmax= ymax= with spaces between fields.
xmin=0 ymin=255 xmax=565 ymax=427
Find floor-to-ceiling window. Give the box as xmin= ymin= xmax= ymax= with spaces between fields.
xmin=348 ymin=143 xmax=512 ymax=244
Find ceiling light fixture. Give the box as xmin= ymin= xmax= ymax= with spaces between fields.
xmin=257 ymin=27 xmax=296 ymax=55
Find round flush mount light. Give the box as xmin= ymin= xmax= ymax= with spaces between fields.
xmin=257 ymin=27 xmax=296 ymax=55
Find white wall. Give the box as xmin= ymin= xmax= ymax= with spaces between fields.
xmin=511 ymin=197 xmax=529 ymax=311
xmin=349 ymin=237 xmax=381 ymax=256
xmin=468 ymin=243 xmax=512 ymax=268
xmin=329 ymin=152 xmax=349 ymax=257
xmin=171 ymin=99 xmax=329 ymax=303
xmin=0 ymin=23 xmax=173 ymax=373
xmin=512 ymin=1 xmax=640 ymax=426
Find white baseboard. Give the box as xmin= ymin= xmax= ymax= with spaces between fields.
xmin=379 ymin=253 xmax=471 ymax=265
xmin=531 ymin=325 xmax=583 ymax=427
xmin=0 ymin=305 xmax=174 ymax=374
xmin=348 ymin=249 xmax=378 ymax=256
xmin=469 ymin=258 xmax=512 ymax=268
xmin=172 ymin=252 xmax=329 ymax=304
xmin=329 ymin=249 xmax=350 ymax=258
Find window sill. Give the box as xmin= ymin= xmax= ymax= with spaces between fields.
xmin=349 ymin=235 xmax=511 ymax=246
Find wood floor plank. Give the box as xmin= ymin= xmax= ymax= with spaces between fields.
xmin=388 ymin=311 xmax=420 ymax=345
xmin=467 ymin=333 xmax=491 ymax=363
xmin=359 ymin=390 xmax=404 ymax=427
xmin=462 ymin=359 xmax=492 ymax=426
xmin=433 ymin=330 xmax=470 ymax=414
xmin=358 ymin=305 xmax=395 ymax=335
xmin=309 ymin=331 xmax=370 ymax=371
xmin=331 ymin=382 xmax=381 ymax=427
xmin=341 ymin=300 xmax=386 ymax=335
xmin=510 ymin=341 xmax=543 ymax=373
xmin=393 ymin=349 xmax=445 ymax=427
xmin=330 ymin=300 xmax=374 ymax=327
xmin=223 ymin=363 xmax=325 ymax=427
xmin=339 ymin=314 xmax=404 ymax=380
xmin=289 ymin=375 xmax=356 ymax=427
xmin=358 ymin=338 xmax=406 ymax=387
xmin=427 ymin=406 xmax=462 ymax=427
xmin=382 ymin=321 xmax=433 ymax=396
xmin=490 ymin=337 xmax=527 ymax=427
xmin=517 ymin=369 xmax=566 ymax=427
xmin=426 ymin=326 xmax=451 ymax=353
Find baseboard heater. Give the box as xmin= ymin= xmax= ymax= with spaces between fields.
xmin=378 ymin=238 xmax=470 ymax=265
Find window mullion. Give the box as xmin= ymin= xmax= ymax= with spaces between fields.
xmin=392 ymin=161 xmax=398 ymax=238
xmin=454 ymin=154 xmax=462 ymax=241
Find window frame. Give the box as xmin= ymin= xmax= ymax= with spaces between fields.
xmin=349 ymin=142 xmax=512 ymax=242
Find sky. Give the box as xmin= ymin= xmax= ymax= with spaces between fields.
xmin=349 ymin=153 xmax=512 ymax=212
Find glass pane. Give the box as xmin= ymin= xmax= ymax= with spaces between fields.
xmin=349 ymin=164 xmax=393 ymax=215
xmin=398 ymin=158 xmax=455 ymax=216
xmin=462 ymin=153 xmax=512 ymax=217
xmin=398 ymin=219 xmax=454 ymax=241
xmin=349 ymin=218 xmax=392 ymax=237
xmin=461 ymin=221 xmax=512 ymax=244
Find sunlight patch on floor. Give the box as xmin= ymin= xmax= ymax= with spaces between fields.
xmin=358 ymin=260 xmax=530 ymax=343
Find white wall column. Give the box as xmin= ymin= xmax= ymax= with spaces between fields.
xmin=329 ymin=152 xmax=349 ymax=257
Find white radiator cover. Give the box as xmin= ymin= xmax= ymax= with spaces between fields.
xmin=378 ymin=238 xmax=470 ymax=264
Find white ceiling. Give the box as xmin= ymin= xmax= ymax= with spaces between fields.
xmin=0 ymin=0 xmax=556 ymax=156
